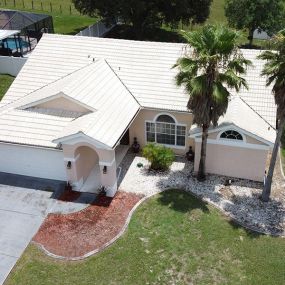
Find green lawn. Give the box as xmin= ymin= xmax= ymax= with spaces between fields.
xmin=5 ymin=190 xmax=285 ymax=285
xmin=281 ymin=147 xmax=285 ymax=174
xmin=0 ymin=0 xmax=96 ymax=34
xmin=0 ymin=74 xmax=14 ymax=100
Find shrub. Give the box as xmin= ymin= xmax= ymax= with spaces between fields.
xmin=142 ymin=143 xmax=175 ymax=171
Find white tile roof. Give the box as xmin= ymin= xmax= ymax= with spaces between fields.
xmin=0 ymin=109 xmax=73 ymax=147
xmin=0 ymin=34 xmax=277 ymax=148
xmin=228 ymin=49 xmax=277 ymax=128
xmin=0 ymin=58 xmax=140 ymax=148
xmin=190 ymin=96 xmax=276 ymax=144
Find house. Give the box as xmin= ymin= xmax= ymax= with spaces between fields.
xmin=0 ymin=34 xmax=276 ymax=196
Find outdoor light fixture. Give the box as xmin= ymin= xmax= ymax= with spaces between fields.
xmin=67 ymin=161 xmax=72 ymax=169
xmin=103 ymin=166 xmax=107 ymax=174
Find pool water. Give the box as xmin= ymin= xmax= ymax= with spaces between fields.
xmin=0 ymin=38 xmax=29 ymax=50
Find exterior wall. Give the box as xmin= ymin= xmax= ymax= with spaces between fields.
xmin=74 ymin=146 xmax=99 ymax=181
xmin=194 ymin=142 xmax=268 ymax=182
xmin=129 ymin=108 xmax=194 ymax=155
xmin=0 ymin=142 xmax=66 ymax=181
xmin=0 ymin=56 xmax=27 ymax=76
xmin=207 ymin=130 xmax=267 ymax=146
xmin=37 ymin=96 xmax=90 ymax=113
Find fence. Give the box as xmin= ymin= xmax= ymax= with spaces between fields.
xmin=0 ymin=56 xmax=27 ymax=76
xmin=253 ymin=29 xmax=271 ymax=40
xmin=0 ymin=0 xmax=80 ymax=15
xmin=76 ymin=20 xmax=117 ymax=38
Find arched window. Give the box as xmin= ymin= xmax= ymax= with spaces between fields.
xmin=156 ymin=115 xmax=175 ymax=124
xmin=220 ymin=130 xmax=243 ymax=141
xmin=146 ymin=114 xmax=186 ymax=147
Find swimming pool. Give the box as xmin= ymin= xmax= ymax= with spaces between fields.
xmin=0 ymin=38 xmax=29 ymax=50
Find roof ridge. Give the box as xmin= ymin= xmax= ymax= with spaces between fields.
xmin=103 ymin=59 xmax=141 ymax=107
xmin=238 ymin=96 xmax=276 ymax=130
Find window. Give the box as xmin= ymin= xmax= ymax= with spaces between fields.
xmin=146 ymin=114 xmax=186 ymax=147
xmin=220 ymin=130 xmax=243 ymax=141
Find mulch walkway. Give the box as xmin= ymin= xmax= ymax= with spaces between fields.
xmin=33 ymin=191 xmax=143 ymax=258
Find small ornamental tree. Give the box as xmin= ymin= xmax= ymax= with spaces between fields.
xmin=142 ymin=143 xmax=175 ymax=171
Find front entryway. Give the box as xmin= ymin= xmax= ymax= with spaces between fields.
xmin=62 ymin=141 xmax=130 ymax=197
xmin=120 ymin=130 xmax=130 ymax=145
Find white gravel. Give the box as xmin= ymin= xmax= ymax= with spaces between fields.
xmin=119 ymin=151 xmax=285 ymax=236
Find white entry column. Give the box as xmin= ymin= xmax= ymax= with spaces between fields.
xmin=99 ymin=149 xmax=118 ymax=197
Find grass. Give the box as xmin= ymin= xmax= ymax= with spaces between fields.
xmin=0 ymin=0 xmax=271 ymax=44
xmin=281 ymin=147 xmax=285 ymax=174
xmin=0 ymin=74 xmax=14 ymax=100
xmin=51 ymin=13 xmax=96 ymax=35
xmin=5 ymin=190 xmax=285 ymax=285
xmin=0 ymin=0 xmax=96 ymax=34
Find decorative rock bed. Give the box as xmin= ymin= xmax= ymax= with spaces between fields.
xmin=119 ymin=152 xmax=285 ymax=236
xmin=33 ymin=151 xmax=284 ymax=260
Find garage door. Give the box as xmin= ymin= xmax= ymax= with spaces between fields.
xmin=0 ymin=143 xmax=66 ymax=181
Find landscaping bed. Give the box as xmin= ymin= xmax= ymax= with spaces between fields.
xmin=119 ymin=152 xmax=285 ymax=236
xmin=6 ymin=190 xmax=285 ymax=285
xmin=33 ymin=191 xmax=142 ymax=258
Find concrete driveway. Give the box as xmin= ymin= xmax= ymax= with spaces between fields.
xmin=0 ymin=173 xmax=65 ymax=285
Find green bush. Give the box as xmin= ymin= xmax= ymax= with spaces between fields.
xmin=142 ymin=143 xmax=175 ymax=171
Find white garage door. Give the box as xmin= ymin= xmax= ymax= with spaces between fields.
xmin=0 ymin=143 xmax=66 ymax=181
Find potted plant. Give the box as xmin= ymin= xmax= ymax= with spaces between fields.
xmin=132 ymin=137 xmax=140 ymax=153
xmin=186 ymin=146 xmax=195 ymax=161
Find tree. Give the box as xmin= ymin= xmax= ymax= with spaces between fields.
xmin=174 ymin=25 xmax=251 ymax=181
xmin=72 ymin=0 xmax=212 ymax=39
xmin=257 ymin=30 xmax=285 ymax=202
xmin=225 ymin=0 xmax=285 ymax=46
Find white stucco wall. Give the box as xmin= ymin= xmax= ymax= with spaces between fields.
xmin=194 ymin=142 xmax=268 ymax=182
xmin=0 ymin=56 xmax=27 ymax=76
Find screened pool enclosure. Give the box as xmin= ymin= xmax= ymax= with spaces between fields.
xmin=0 ymin=10 xmax=53 ymax=56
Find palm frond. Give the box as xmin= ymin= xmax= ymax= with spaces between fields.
xmin=212 ymin=82 xmax=230 ymax=103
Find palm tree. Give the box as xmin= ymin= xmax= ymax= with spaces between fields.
xmin=174 ymin=25 xmax=251 ymax=181
xmin=257 ymin=30 xmax=285 ymax=202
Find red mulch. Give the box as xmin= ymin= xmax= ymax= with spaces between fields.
xmin=58 ymin=189 xmax=81 ymax=202
xmin=33 ymin=191 xmax=143 ymax=258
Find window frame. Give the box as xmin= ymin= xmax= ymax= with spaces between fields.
xmin=145 ymin=113 xmax=187 ymax=149
xmin=218 ymin=129 xmax=246 ymax=143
